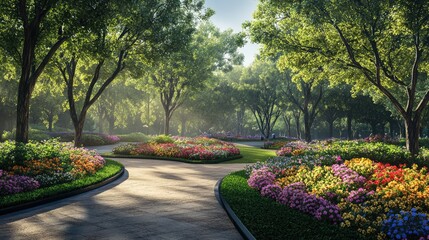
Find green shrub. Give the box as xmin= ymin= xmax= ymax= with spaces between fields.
xmin=112 ymin=143 xmax=136 ymax=155
xmin=79 ymin=134 xmax=105 ymax=146
xmin=149 ymin=135 xmax=174 ymax=144
xmin=0 ymin=139 xmax=67 ymax=169
xmin=117 ymin=132 xmax=149 ymax=142
xmin=2 ymin=129 xmax=51 ymax=142
xmin=317 ymin=141 xmax=411 ymax=166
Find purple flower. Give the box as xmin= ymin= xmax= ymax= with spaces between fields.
xmin=261 ymin=184 xmax=282 ymax=200
xmin=0 ymin=171 xmax=40 ymax=196
xmin=332 ymin=164 xmax=366 ymax=186
xmin=277 ymin=182 xmax=342 ymax=224
xmin=347 ymin=188 xmax=374 ymax=204
xmin=247 ymin=167 xmax=276 ymax=191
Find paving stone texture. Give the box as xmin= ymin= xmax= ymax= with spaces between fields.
xmin=0 ymin=158 xmax=247 ymax=240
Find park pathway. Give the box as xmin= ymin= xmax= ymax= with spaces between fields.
xmin=0 ymin=158 xmax=247 ymax=239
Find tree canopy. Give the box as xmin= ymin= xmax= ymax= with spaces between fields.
xmin=247 ymin=0 xmax=429 ymax=154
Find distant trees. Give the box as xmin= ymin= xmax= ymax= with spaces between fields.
xmin=240 ymin=59 xmax=285 ymax=139
xmin=0 ymin=0 xmax=123 ymax=143
xmin=55 ymin=0 xmax=207 ymax=146
xmin=286 ymin=79 xmax=324 ymax=142
xmin=148 ymin=22 xmax=243 ymax=135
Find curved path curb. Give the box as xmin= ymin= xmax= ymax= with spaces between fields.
xmin=215 ymin=178 xmax=256 ymax=240
xmin=0 ymin=158 xmax=246 ymax=239
xmin=0 ymin=166 xmax=125 ymax=216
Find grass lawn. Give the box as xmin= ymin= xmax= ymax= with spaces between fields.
xmin=226 ymin=144 xmax=276 ymax=163
xmin=220 ymin=170 xmax=362 ymax=240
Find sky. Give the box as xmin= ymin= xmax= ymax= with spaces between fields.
xmin=204 ymin=0 xmax=260 ymax=66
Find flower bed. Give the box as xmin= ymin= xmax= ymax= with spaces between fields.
xmin=275 ymin=140 xmax=429 ymax=168
xmin=246 ymin=156 xmax=429 ymax=239
xmin=50 ymin=132 xmax=120 ymax=146
xmin=112 ymin=136 xmax=240 ymax=161
xmin=0 ymin=139 xmax=107 ymax=197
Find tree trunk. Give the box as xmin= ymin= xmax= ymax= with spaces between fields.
xmin=347 ymin=116 xmax=352 ymax=140
xmin=370 ymin=123 xmax=377 ymax=135
xmin=405 ymin=119 xmax=420 ymax=156
xmin=48 ymin=113 xmax=53 ymax=132
xmin=295 ymin=115 xmax=301 ymax=139
xmin=328 ymin=120 xmax=334 ymax=139
xmin=73 ymin=120 xmax=85 ymax=147
xmin=108 ymin=115 xmax=115 ymax=135
xmin=236 ymin=108 xmax=244 ymax=135
xmin=303 ymin=110 xmax=311 ymax=142
xmin=16 ymin=88 xmax=31 ymax=143
xmin=98 ymin=112 xmax=103 ymax=134
xmin=180 ymin=117 xmax=186 ymax=136
xmin=164 ymin=111 xmax=171 ymax=135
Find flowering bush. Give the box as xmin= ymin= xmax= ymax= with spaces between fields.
xmin=276 ymin=141 xmax=311 ymax=156
xmin=261 ymin=184 xmax=282 ymax=200
xmin=248 ymin=167 xmax=276 ymax=190
xmin=113 ymin=136 xmax=240 ymax=161
xmin=245 ymin=155 xmax=341 ymax=176
xmin=382 ymin=208 xmax=429 ymax=240
xmin=246 ymin=155 xmax=429 ymax=239
xmin=277 ymin=182 xmax=343 ymax=224
xmin=0 ymin=139 xmax=106 ymax=197
xmin=0 ymin=170 xmax=40 ymax=196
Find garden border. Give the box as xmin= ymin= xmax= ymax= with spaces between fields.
xmin=0 ymin=164 xmax=124 ymax=216
xmin=215 ymin=177 xmax=256 ymax=240
xmin=101 ymin=153 xmax=243 ymax=164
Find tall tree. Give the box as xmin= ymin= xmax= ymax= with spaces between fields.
xmin=149 ymin=22 xmax=243 ymax=135
xmin=0 ymin=0 xmax=118 ymax=143
xmin=56 ymin=0 xmax=207 ymax=146
xmin=241 ymin=59 xmax=285 ymax=139
xmin=286 ymin=79 xmax=324 ymax=142
xmin=248 ymin=0 xmax=429 ymax=155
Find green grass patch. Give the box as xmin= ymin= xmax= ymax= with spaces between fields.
xmin=0 ymin=159 xmax=123 ymax=209
xmin=226 ymin=145 xmax=276 ymax=163
xmin=220 ymin=170 xmax=363 ymax=240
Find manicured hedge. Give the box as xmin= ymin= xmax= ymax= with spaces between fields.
xmin=220 ymin=170 xmax=363 ymax=240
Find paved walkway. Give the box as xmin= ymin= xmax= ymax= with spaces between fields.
xmin=0 ymin=158 xmax=247 ymax=239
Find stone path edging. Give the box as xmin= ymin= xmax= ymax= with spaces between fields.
xmin=0 ymin=166 xmax=124 ymax=216
xmin=215 ymin=177 xmax=256 ymax=240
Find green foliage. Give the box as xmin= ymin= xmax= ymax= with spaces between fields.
xmin=2 ymin=129 xmax=50 ymax=142
xmin=149 ymin=135 xmax=174 ymax=144
xmin=0 ymin=159 xmax=123 ymax=209
xmin=111 ymin=143 xmax=135 ymax=155
xmin=117 ymin=132 xmax=149 ymax=142
xmin=240 ymin=59 xmax=286 ymax=139
xmin=247 ymin=0 xmax=429 ymax=154
xmin=0 ymin=139 xmax=66 ymax=169
xmin=147 ymin=22 xmax=244 ymax=134
xmin=79 ymin=135 xmax=105 ymax=146
xmin=319 ymin=141 xmax=411 ymax=166
xmin=220 ymin=170 xmax=362 ymax=240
